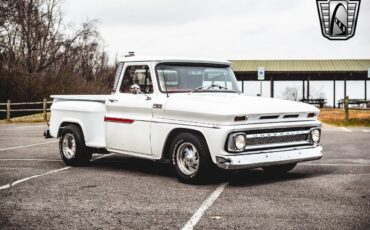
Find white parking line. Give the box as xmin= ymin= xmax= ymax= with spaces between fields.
xmin=301 ymin=163 xmax=370 ymax=167
xmin=0 ymin=140 xmax=58 ymax=152
xmin=0 ymin=159 xmax=62 ymax=162
xmin=0 ymin=153 xmax=114 ymax=190
xmin=92 ymin=154 xmax=114 ymax=160
xmin=0 ymin=167 xmax=71 ymax=190
xmin=363 ymin=130 xmax=370 ymax=133
xmin=340 ymin=127 xmax=352 ymax=132
xmin=182 ymin=182 xmax=229 ymax=230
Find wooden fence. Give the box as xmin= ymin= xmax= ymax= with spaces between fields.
xmin=0 ymin=99 xmax=52 ymax=122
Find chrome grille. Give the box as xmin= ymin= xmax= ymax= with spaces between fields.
xmin=244 ymin=129 xmax=311 ymax=150
xmin=227 ymin=127 xmax=314 ymax=152
xmin=245 ymin=128 xmax=310 ymax=150
xmin=246 ymin=133 xmax=309 ymax=146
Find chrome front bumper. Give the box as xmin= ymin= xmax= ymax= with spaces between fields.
xmin=216 ymin=146 xmax=323 ymax=170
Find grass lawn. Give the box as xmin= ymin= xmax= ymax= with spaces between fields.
xmin=318 ymin=108 xmax=370 ymax=127
xmin=0 ymin=113 xmax=50 ymax=124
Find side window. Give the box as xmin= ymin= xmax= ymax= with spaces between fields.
xmin=120 ymin=65 xmax=153 ymax=94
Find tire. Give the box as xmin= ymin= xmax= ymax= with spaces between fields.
xmin=263 ymin=163 xmax=297 ymax=174
xmin=170 ymin=132 xmax=214 ymax=184
xmin=59 ymin=125 xmax=92 ymax=166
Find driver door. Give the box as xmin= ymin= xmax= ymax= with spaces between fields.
xmin=105 ymin=63 xmax=153 ymax=155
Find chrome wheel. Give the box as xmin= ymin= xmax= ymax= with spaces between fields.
xmin=62 ymin=133 xmax=76 ymax=159
xmin=176 ymin=142 xmax=200 ymax=176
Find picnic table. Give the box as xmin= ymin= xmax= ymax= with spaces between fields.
xmin=337 ymin=99 xmax=369 ymax=108
xmin=300 ymin=98 xmax=326 ymax=108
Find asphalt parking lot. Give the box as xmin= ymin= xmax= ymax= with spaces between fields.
xmin=0 ymin=124 xmax=369 ymax=229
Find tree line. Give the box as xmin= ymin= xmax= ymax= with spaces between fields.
xmin=0 ymin=0 xmax=115 ymax=102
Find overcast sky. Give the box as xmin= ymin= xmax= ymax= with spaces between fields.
xmin=63 ymin=0 xmax=370 ymax=60
xmin=63 ymin=0 xmax=369 ymax=103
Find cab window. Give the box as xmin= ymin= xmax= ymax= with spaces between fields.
xmin=120 ymin=65 xmax=153 ymax=94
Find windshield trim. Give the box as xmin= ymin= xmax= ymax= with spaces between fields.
xmin=155 ymin=62 xmax=240 ymax=94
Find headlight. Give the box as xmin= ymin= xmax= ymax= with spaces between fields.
xmin=234 ymin=134 xmax=247 ymax=150
xmin=310 ymin=129 xmax=320 ymax=143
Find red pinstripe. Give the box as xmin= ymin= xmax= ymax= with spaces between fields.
xmin=104 ymin=117 xmax=135 ymax=124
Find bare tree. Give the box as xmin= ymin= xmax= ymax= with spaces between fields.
xmin=0 ymin=0 xmax=109 ymax=74
xmin=282 ymin=86 xmax=299 ymax=101
xmin=311 ymin=87 xmax=326 ymax=99
xmin=0 ymin=0 xmax=114 ymax=102
xmin=0 ymin=0 xmax=64 ymax=73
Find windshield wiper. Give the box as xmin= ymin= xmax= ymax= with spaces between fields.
xmin=189 ymin=84 xmax=235 ymax=94
xmin=188 ymin=85 xmax=206 ymax=94
xmin=207 ymin=84 xmax=229 ymax=90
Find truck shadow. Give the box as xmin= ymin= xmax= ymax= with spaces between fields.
xmin=90 ymin=154 xmax=333 ymax=185
xmin=225 ymin=168 xmax=331 ymax=187
xmin=90 ymin=155 xmax=175 ymax=178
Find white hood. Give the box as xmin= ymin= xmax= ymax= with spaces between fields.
xmin=163 ymin=93 xmax=319 ymax=125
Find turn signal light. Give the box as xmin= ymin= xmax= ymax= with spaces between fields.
xmin=307 ymin=113 xmax=316 ymax=118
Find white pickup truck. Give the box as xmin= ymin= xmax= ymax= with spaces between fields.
xmin=46 ymin=56 xmax=323 ymax=183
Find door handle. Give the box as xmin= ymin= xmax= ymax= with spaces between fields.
xmin=108 ymin=99 xmax=118 ymax=103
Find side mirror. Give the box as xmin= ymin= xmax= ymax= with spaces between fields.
xmin=130 ymin=84 xmax=151 ymax=100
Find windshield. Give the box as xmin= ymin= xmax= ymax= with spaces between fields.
xmin=156 ymin=64 xmax=241 ymax=93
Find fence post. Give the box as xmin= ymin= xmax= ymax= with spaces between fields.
xmin=43 ymin=98 xmax=47 ymax=122
xmin=6 ymin=100 xmax=11 ymax=122
xmin=344 ymin=96 xmax=349 ymax=122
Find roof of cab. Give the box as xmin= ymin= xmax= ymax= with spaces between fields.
xmin=118 ymin=56 xmax=231 ymax=65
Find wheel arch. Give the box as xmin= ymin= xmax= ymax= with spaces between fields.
xmin=161 ymin=128 xmax=210 ymax=160
xmin=57 ymin=120 xmax=85 ymax=140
